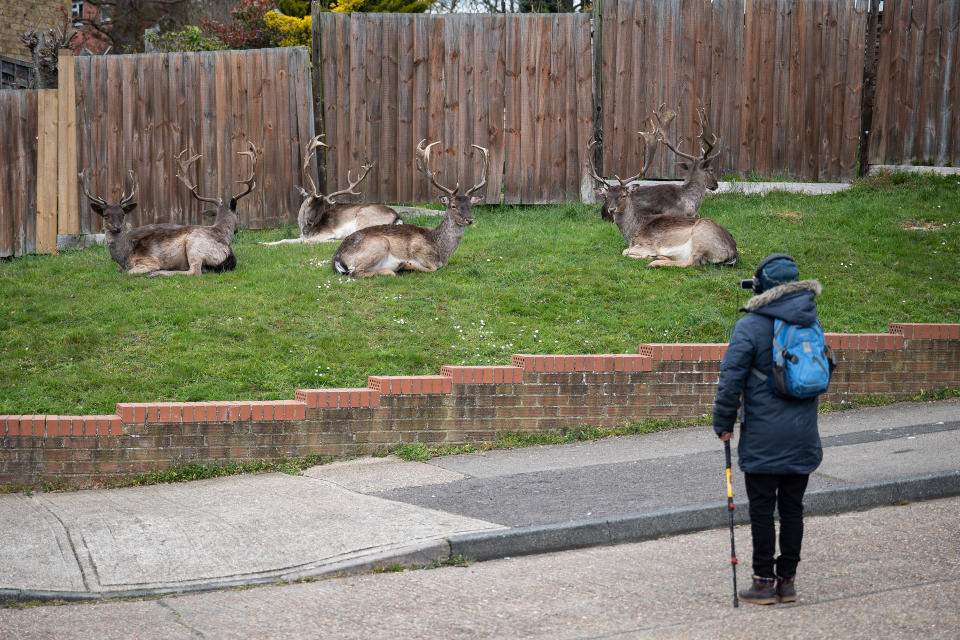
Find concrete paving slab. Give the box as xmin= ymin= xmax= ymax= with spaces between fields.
xmin=0 ymin=494 xmax=86 ymax=593
xmin=13 ymin=473 xmax=502 ymax=596
xmin=303 ymin=455 xmax=467 ymax=493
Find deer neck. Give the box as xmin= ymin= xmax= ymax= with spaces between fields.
xmin=212 ymin=212 xmax=238 ymax=244
xmin=105 ymin=228 xmax=133 ymax=268
xmin=429 ymin=210 xmax=467 ymax=264
xmin=613 ymin=208 xmax=652 ymax=243
xmin=678 ymin=166 xmax=709 ymax=212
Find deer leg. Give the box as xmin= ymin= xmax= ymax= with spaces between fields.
xmin=622 ymin=245 xmax=658 ymax=260
xmin=645 ymin=257 xmax=697 ymax=268
xmin=354 ymin=268 xmax=398 ymax=278
xmin=399 ymin=260 xmax=439 ymax=273
xmin=260 ymin=237 xmax=305 ymax=246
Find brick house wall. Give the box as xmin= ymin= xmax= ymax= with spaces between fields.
xmin=1 ymin=323 xmax=958 ymax=490
xmin=0 ymin=0 xmax=70 ymax=62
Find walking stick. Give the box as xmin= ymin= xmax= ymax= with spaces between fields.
xmin=725 ymin=439 xmax=739 ymax=608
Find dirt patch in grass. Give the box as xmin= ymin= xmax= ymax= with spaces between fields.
xmin=902 ymin=220 xmax=946 ymax=231
xmin=776 ymin=210 xmax=803 ymax=223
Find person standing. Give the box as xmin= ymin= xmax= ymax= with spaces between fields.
xmin=712 ymin=253 xmax=826 ymax=605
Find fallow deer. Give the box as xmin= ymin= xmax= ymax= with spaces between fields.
xmin=590 ymin=137 xmax=737 ymax=268
xmin=79 ymin=141 xmax=258 ymax=276
xmin=630 ymin=105 xmax=723 ymax=218
xmin=261 ymin=135 xmax=400 ymax=245
xmin=331 ymin=139 xmax=488 ymax=278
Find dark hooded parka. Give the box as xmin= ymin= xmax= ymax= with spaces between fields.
xmin=713 ymin=273 xmax=825 ymax=475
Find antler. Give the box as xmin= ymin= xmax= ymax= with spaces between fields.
xmin=637 ymin=103 xmax=676 ymax=176
xmin=696 ymin=106 xmax=723 ymax=160
xmin=658 ymin=106 xmax=722 ymax=162
xmin=119 ymin=170 xmax=137 ymax=208
xmin=416 ymin=139 xmax=458 ymax=196
xmin=176 ymin=148 xmax=220 ymax=206
xmin=465 ymin=145 xmax=489 ymax=197
xmin=586 ymin=138 xmax=615 ymax=188
xmin=297 ymin=134 xmax=328 ymax=197
xmin=322 ymin=162 xmax=374 ymax=204
xmin=78 ymin=169 xmax=108 ymax=208
xmin=231 ymin=140 xmax=258 ymax=203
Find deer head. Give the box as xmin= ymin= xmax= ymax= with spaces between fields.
xmin=79 ymin=169 xmax=137 ymax=233
xmin=176 ymin=140 xmax=258 ymax=226
xmin=416 ymin=139 xmax=489 ymax=227
xmin=296 ymin=134 xmax=374 ymax=228
xmin=655 ymin=106 xmax=722 ymax=190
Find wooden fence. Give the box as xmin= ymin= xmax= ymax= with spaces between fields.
xmin=0 ymin=47 xmax=314 ymax=257
xmin=598 ymin=0 xmax=869 ymax=182
xmin=0 ymin=89 xmax=60 ymax=258
xmin=316 ymin=12 xmax=594 ymax=205
xmin=74 ymin=47 xmax=315 ymax=233
xmin=870 ymin=0 xmax=960 ymax=167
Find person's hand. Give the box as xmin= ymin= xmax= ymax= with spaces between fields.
xmin=718 ymin=430 xmax=734 ymax=442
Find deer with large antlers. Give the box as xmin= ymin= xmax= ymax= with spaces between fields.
xmin=632 ymin=105 xmax=723 ymax=218
xmin=261 ymin=135 xmax=400 ymax=245
xmin=331 ymin=139 xmax=488 ymax=278
xmin=590 ymin=113 xmax=737 ymax=268
xmin=79 ymin=141 xmax=258 ymax=276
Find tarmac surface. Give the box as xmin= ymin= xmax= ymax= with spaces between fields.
xmin=1 ymin=398 xmax=958 ymax=605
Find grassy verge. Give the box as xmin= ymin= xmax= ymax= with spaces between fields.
xmin=1 ymin=172 xmax=958 ymax=415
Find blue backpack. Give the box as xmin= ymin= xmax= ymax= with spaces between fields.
xmin=754 ymin=319 xmax=836 ymax=399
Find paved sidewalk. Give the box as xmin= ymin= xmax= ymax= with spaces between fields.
xmin=1 ymin=398 xmax=958 ymax=603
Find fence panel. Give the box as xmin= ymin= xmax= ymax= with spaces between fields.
xmin=316 ymin=12 xmax=592 ymax=205
xmin=73 ymin=47 xmax=314 ymax=232
xmin=602 ymin=0 xmax=866 ymax=182
xmin=871 ymin=0 xmax=960 ymax=166
xmin=0 ymin=91 xmax=38 ymax=257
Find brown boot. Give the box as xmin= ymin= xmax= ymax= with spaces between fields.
xmin=739 ymin=575 xmax=777 ymax=605
xmin=776 ymin=575 xmax=797 ymax=603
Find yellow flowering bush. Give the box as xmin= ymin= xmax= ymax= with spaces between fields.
xmin=264 ymin=11 xmax=312 ymax=48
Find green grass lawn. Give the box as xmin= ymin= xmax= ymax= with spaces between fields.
xmin=1 ymin=171 xmax=958 ymax=416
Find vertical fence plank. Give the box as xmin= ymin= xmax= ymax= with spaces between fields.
xmin=503 ymin=14 xmax=522 ymax=204
xmin=396 ymin=14 xmax=414 ymax=203
xmin=379 ymin=15 xmax=399 ymax=203
xmin=487 ymin=15 xmax=507 ymax=205
xmin=35 ymin=89 xmax=59 ymax=255
xmin=57 ymin=54 xmax=79 ymax=236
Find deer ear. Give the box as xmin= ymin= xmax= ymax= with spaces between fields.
xmin=122 ymin=202 xmax=137 ymax=215
xmin=470 ymin=195 xmax=483 ymax=205
xmin=593 ymin=186 xmax=606 ymax=197
xmin=677 ymin=162 xmax=690 ymax=172
xmin=439 ymin=195 xmax=451 ymax=206
xmin=627 ymin=183 xmax=641 ymax=193
xmin=89 ymin=202 xmax=105 ymax=216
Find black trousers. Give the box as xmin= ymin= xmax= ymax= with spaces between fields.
xmin=743 ymin=473 xmax=810 ymax=579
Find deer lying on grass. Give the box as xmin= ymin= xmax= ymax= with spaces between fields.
xmin=261 ymin=135 xmax=400 ymax=245
xmin=631 ymin=105 xmax=723 ymax=218
xmin=79 ymin=141 xmax=257 ymax=276
xmin=590 ymin=138 xmax=737 ymax=269
xmin=332 ymin=139 xmax=488 ymax=278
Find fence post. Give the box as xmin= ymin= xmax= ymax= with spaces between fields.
xmin=858 ymin=0 xmax=882 ymax=177
xmin=35 ymin=89 xmax=59 ymax=255
xmin=591 ymin=0 xmax=604 ymax=187
xmin=57 ymin=53 xmax=79 ymax=238
xmin=311 ymin=2 xmax=327 ymax=194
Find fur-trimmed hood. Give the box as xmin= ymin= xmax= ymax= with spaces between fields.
xmin=742 ymin=279 xmax=822 ymax=312
xmin=741 ymin=279 xmax=822 ymax=326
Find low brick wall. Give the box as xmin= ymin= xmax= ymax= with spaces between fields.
xmin=1 ymin=323 xmax=957 ymax=489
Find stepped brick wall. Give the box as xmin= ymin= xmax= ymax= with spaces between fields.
xmin=1 ymin=323 xmax=957 ymax=490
